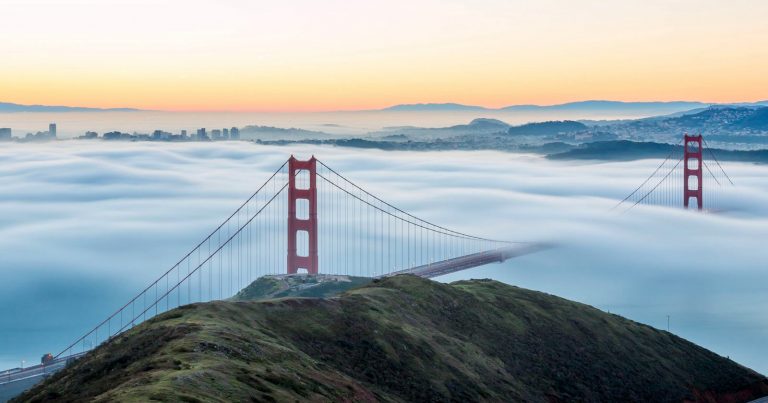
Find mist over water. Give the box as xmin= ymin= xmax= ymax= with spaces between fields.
xmin=0 ymin=142 xmax=766 ymax=375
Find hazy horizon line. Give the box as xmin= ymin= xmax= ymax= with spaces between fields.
xmin=3 ymin=98 xmax=768 ymax=114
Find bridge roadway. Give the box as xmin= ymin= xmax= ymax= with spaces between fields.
xmin=386 ymin=243 xmax=551 ymax=279
xmin=0 ymin=353 xmax=85 ymax=402
xmin=0 ymin=245 xmax=547 ymax=402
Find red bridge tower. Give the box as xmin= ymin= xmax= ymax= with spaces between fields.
xmin=684 ymin=134 xmax=703 ymax=210
xmin=287 ymin=156 xmax=319 ymax=274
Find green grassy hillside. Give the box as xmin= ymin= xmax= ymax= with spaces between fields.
xmin=231 ymin=274 xmax=372 ymax=301
xmin=16 ymin=275 xmax=768 ymax=402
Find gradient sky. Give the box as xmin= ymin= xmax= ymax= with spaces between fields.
xmin=2 ymin=0 xmax=767 ymax=111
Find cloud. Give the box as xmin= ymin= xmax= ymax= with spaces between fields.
xmin=0 ymin=141 xmax=766 ymax=375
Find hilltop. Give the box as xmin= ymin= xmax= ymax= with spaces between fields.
xmin=232 ymin=274 xmax=371 ymax=300
xmin=16 ymin=275 xmax=768 ymax=402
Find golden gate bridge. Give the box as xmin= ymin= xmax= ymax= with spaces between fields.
xmin=0 ymin=134 xmax=735 ymax=394
xmin=39 ymin=156 xmax=543 ymax=366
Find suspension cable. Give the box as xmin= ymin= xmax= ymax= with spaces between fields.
xmin=624 ymin=157 xmax=683 ymax=212
xmin=316 ymin=159 xmax=509 ymax=243
xmin=702 ymin=137 xmax=734 ymax=185
xmin=315 ymin=171 xmax=516 ymax=244
xmin=54 ymin=161 xmax=290 ymax=359
xmin=702 ymin=161 xmax=722 ymax=186
xmin=612 ymin=139 xmax=682 ymax=210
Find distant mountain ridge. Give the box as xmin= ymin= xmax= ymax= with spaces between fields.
xmin=0 ymin=102 xmax=141 ymax=112
xmin=4 ymin=100 xmax=767 ymax=114
xmin=380 ymin=100 xmax=712 ymax=113
xmin=382 ymin=103 xmax=488 ymax=112
xmin=378 ymin=100 xmax=768 ymax=120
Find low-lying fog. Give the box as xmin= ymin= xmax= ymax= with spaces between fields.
xmin=0 ymin=142 xmax=766 ymax=375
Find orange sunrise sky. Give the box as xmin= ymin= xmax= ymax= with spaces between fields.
xmin=2 ymin=0 xmax=767 ymax=112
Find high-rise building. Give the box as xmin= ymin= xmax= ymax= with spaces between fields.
xmin=211 ymin=129 xmax=222 ymax=140
xmin=152 ymin=130 xmax=171 ymax=140
xmin=196 ymin=128 xmax=208 ymax=141
xmin=230 ymin=127 xmax=240 ymax=140
xmin=181 ymin=129 xmax=187 ymax=138
xmin=48 ymin=123 xmax=57 ymax=138
xmin=223 ymin=128 xmax=229 ymax=139
xmin=0 ymin=128 xmax=11 ymax=140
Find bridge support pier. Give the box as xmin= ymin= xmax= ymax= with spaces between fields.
xmin=684 ymin=134 xmax=703 ymax=210
xmin=287 ymin=156 xmax=319 ymax=274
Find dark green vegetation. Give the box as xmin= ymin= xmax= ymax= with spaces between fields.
xmin=232 ymin=274 xmax=371 ymax=300
xmin=17 ymin=275 xmax=767 ymax=402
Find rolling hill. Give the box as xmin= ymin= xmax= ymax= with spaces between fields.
xmin=15 ymin=275 xmax=768 ymax=402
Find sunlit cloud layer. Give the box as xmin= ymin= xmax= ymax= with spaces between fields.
xmin=0 ymin=142 xmax=766 ymax=375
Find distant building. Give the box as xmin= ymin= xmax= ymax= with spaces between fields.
xmin=181 ymin=129 xmax=187 ymax=138
xmin=0 ymin=127 xmax=11 ymax=140
xmin=223 ymin=128 xmax=229 ymax=139
xmin=81 ymin=131 xmax=98 ymax=139
xmin=24 ymin=127 xmax=56 ymax=141
xmin=230 ymin=127 xmax=240 ymax=140
xmin=196 ymin=128 xmax=208 ymax=141
xmin=103 ymin=131 xmax=122 ymax=140
xmin=211 ymin=129 xmax=222 ymax=140
xmin=152 ymin=130 xmax=172 ymax=140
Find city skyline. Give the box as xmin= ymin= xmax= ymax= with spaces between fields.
xmin=2 ymin=0 xmax=767 ymax=112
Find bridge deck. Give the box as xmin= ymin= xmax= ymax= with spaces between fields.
xmin=385 ymin=243 xmax=550 ymax=279
xmin=0 ymin=353 xmax=85 ymax=402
